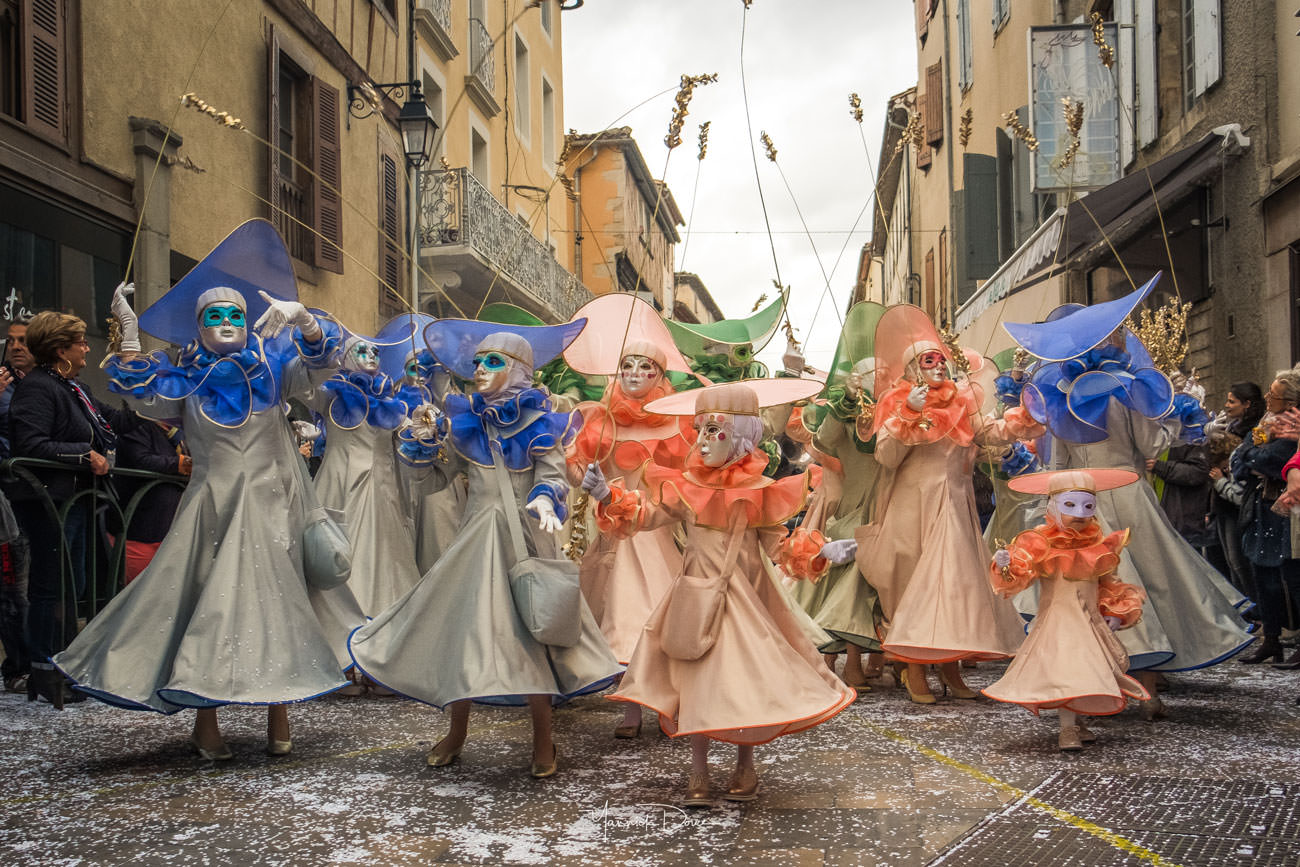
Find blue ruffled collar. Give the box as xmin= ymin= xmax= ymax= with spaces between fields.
xmin=445 ymin=386 xmax=578 ymax=469
xmin=321 ymin=370 xmax=408 ymax=430
xmin=1022 ymin=346 xmax=1173 ymax=444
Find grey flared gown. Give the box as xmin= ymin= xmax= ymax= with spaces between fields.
xmin=1040 ymin=400 xmax=1252 ymax=671
xmin=54 ymin=390 xmax=363 ymax=713
xmin=348 ymin=439 xmax=622 ymax=707
xmin=312 ymin=416 xmax=421 ymax=615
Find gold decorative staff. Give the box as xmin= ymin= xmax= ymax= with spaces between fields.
xmin=563 ymin=492 xmax=590 ymax=561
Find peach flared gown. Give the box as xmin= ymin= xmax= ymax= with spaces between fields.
xmin=598 ymin=451 xmax=857 ymax=744
xmin=983 ymin=520 xmax=1149 ymax=714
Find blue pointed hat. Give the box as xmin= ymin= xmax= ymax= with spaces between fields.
xmin=375 ymin=313 xmax=434 ymax=380
xmin=139 ymin=219 xmax=298 ymax=347
xmin=423 ymin=318 xmax=587 ymax=380
xmin=1002 ymin=273 xmax=1161 ymax=362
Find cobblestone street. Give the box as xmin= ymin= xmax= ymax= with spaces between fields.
xmin=2 ymin=659 xmax=1298 ymax=866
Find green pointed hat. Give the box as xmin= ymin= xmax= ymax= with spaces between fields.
xmin=479 ymin=302 xmax=545 ymax=327
xmin=991 ymin=347 xmax=1019 ymax=372
xmin=663 ymin=290 xmax=788 ymax=368
xmin=822 ymin=301 xmax=887 ymax=395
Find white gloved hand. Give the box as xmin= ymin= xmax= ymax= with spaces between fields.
xmin=255 ymin=290 xmax=321 ymax=340
xmin=782 ymin=339 xmax=805 ymax=377
xmin=993 ymin=549 xmax=1012 ymax=570
xmin=906 ymin=384 xmax=929 ymax=411
xmin=845 ymin=370 xmax=863 ymax=399
xmin=581 ymin=462 xmax=611 ymax=503
xmin=1104 ymin=615 xmax=1123 ymax=631
xmin=111 ymin=282 xmax=141 ymax=353
xmin=404 ymin=403 xmax=442 ymax=440
xmin=291 ymin=420 xmax=322 ymax=443
xmin=526 ymin=496 xmax=563 ymax=533
xmin=819 ymin=538 xmax=859 ymax=565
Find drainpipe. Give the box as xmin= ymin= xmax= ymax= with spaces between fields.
xmin=408 ymin=0 xmax=419 ymax=313
xmin=941 ymin=0 xmax=959 ymax=329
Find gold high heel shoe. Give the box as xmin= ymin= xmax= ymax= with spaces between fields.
xmin=190 ymin=736 xmax=233 ymax=762
xmin=938 ymin=667 xmax=978 ymax=700
xmin=899 ymin=668 xmax=936 ymax=705
xmin=1058 ymin=726 xmax=1084 ymax=752
xmin=266 ymin=739 xmax=292 ymax=756
xmin=722 ymin=766 xmax=760 ymax=802
xmin=530 ymin=745 xmax=558 ymax=779
xmin=682 ymin=770 xmax=712 ymax=808
xmin=426 ymin=737 xmax=463 ymax=767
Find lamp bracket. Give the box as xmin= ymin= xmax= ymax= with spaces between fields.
xmin=347 ymin=80 xmax=418 ymax=120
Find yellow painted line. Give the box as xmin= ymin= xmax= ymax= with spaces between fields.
xmin=854 ymin=717 xmax=1187 ymax=867
xmin=0 ymin=717 xmax=529 ymax=809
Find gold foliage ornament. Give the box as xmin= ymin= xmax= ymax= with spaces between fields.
xmin=1091 ymin=12 xmax=1115 ymax=69
xmin=751 ymin=292 xmax=768 ymax=312
xmin=697 ymin=121 xmax=711 ymax=160
xmin=1003 ymin=111 xmax=1039 ymax=152
xmin=939 ymin=328 xmax=971 ymax=376
xmin=760 ymin=130 xmax=777 ymax=162
xmin=1055 ymin=98 xmax=1085 ymax=170
xmin=959 ymin=108 xmax=973 ymax=148
xmin=563 ymin=492 xmax=590 ymax=562
xmin=180 ymin=92 xmax=245 ymax=130
xmin=849 ymin=92 xmax=864 ymax=124
xmin=1126 ymin=297 xmax=1192 ymax=375
xmin=664 ymin=73 xmax=719 ymax=151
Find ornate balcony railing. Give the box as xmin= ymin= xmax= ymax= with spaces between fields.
xmin=416 ymin=0 xmax=457 ymax=61
xmin=468 ymin=17 xmax=494 ymax=97
xmin=417 ymin=167 xmax=592 ymax=320
xmin=424 ymin=0 xmax=451 ymax=32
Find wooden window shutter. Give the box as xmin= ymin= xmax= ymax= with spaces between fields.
xmin=925 ymin=61 xmax=943 ymax=146
xmin=267 ymin=27 xmax=282 ymax=229
xmin=938 ymin=229 xmax=948 ymax=310
xmin=916 ymin=94 xmax=932 ymax=169
xmin=923 ymin=247 xmax=935 ymax=315
xmin=312 ymin=77 xmax=344 ymax=273
xmin=24 ymin=0 xmax=65 ymax=142
xmin=379 ymin=152 xmax=403 ymax=314
xmin=916 ymin=0 xmax=930 ymax=42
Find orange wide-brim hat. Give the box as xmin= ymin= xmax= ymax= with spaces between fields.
xmin=643 ymin=378 xmax=822 ymax=416
xmin=1007 ymin=468 xmax=1140 ymax=495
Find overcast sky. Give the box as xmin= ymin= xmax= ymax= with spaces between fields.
xmin=561 ymin=1 xmax=917 ymax=369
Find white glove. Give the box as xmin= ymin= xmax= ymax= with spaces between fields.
xmin=845 ymin=370 xmax=863 ymax=399
xmin=782 ymin=339 xmax=805 ymax=377
xmin=819 ymin=538 xmax=858 ymax=564
xmin=1104 ymin=616 xmax=1123 ymax=631
xmin=906 ymin=384 xmax=929 ymax=411
xmin=111 ymin=282 xmax=141 ymax=353
xmin=581 ymin=462 xmax=610 ymax=503
xmin=255 ymin=290 xmax=321 ymax=340
xmin=291 ymin=420 xmax=322 ymax=443
xmin=993 ymin=549 xmax=1012 ymax=570
xmin=526 ymin=496 xmax=563 ymax=533
xmin=403 ymin=403 xmax=442 ymax=440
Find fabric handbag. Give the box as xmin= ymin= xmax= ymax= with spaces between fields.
xmin=288 ymin=425 xmax=352 ymax=590
xmin=853 ymin=522 xmax=883 ymax=580
xmin=660 ymin=516 xmax=745 ymax=662
xmin=490 ymin=445 xmax=582 ymax=648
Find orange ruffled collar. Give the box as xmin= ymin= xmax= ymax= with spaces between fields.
xmin=644 ymin=448 xmax=812 ymax=528
xmin=877 ymin=378 xmax=978 ymax=446
xmin=1027 ymin=517 xmax=1129 ymax=581
xmin=607 ymin=380 xmax=678 ymax=428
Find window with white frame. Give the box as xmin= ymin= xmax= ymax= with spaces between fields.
xmin=957 ymin=0 xmax=973 ymax=90
xmin=513 ymin=34 xmax=530 ymax=143
xmin=541 ymin=77 xmax=556 ymax=171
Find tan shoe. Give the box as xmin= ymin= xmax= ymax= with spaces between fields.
xmin=722 ymin=766 xmax=760 ymax=802
xmin=1138 ymin=697 xmax=1167 ymax=722
xmin=900 ymin=668 xmax=936 ymax=705
xmin=530 ymin=745 xmax=558 ymax=779
xmin=939 ymin=668 xmax=978 ymax=700
xmin=266 ymin=739 xmax=292 ymax=757
xmin=682 ymin=770 xmax=712 ymax=808
xmin=1058 ymin=725 xmax=1084 ymax=752
xmin=426 ymin=737 xmax=462 ymax=767
xmin=1076 ymin=722 xmax=1097 ymax=744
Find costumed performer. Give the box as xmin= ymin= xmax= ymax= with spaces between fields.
xmin=347 ymin=318 xmax=621 ymax=778
xmin=53 ymin=220 xmax=364 ymax=759
xmin=581 ymin=380 xmax=857 ymax=808
xmin=985 ymin=469 xmax=1149 ymax=751
xmin=827 ymin=304 xmax=1044 ymax=704
xmin=562 ymin=293 xmax=694 ymax=739
xmin=1006 ymin=275 xmax=1252 ymax=719
xmin=787 ymin=300 xmax=888 ymax=691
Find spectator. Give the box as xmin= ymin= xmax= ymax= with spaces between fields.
xmin=114 ymin=420 xmax=190 ymax=583
xmin=1208 ymin=382 xmax=1266 ymax=601
xmin=9 ymin=311 xmax=142 ymax=707
xmin=0 ymin=314 xmax=34 ymax=692
xmin=1147 ymin=441 xmax=1214 ymax=548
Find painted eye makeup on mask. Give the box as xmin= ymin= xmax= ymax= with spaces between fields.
xmin=201 ymin=305 xmax=245 ymax=327
xmin=473 ymin=352 xmax=508 ymax=371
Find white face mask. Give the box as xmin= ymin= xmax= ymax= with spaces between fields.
xmin=472 ymin=349 xmax=513 ymax=396
xmin=916 ymin=350 xmax=949 ymax=385
xmin=345 ymin=341 xmax=380 ymax=374
xmin=695 ymin=412 xmax=734 ymax=468
xmin=198 ymin=303 xmax=247 ymax=354
xmin=618 ymin=354 xmax=662 ymax=399
xmin=1048 ymin=490 xmax=1097 ymax=526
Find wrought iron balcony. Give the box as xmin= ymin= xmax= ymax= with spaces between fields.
xmin=465 ymin=17 xmax=499 ymax=116
xmin=417 ymin=167 xmax=592 ymax=320
xmin=415 ymin=0 xmax=456 ymax=62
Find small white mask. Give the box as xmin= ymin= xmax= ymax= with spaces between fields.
xmin=198 ymin=303 xmax=247 ymax=354
xmin=695 ymin=412 xmax=733 ymax=468
xmin=618 ymin=354 xmax=663 ymax=399
xmin=1048 ymin=490 xmax=1097 ymax=525
xmin=345 ymin=340 xmax=380 ymax=374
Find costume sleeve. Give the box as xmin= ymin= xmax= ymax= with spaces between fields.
xmin=595 ymin=481 xmax=687 ymax=537
xmin=775 ymin=526 xmax=829 ymax=581
xmin=1283 ymin=449 xmax=1300 ymax=482
xmin=526 ymin=440 xmax=571 ymax=523
xmin=975 ymin=406 xmax=1046 ymax=449
xmin=280 ymin=317 xmax=345 ymax=401
xmin=395 ymin=420 xmax=464 ymax=495
xmin=104 ymin=352 xmax=187 ymax=420
xmin=989 ymin=530 xmax=1047 ymax=598
xmin=873 ymin=431 xmax=909 ymax=470
xmin=1150 ymin=445 xmax=1211 ymax=488
xmin=1097 ymin=572 xmax=1145 ymax=628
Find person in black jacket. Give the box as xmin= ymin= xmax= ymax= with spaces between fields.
xmin=9 ymin=311 xmax=143 ymax=707
xmin=114 ymin=420 xmax=190 ymax=583
xmin=1147 ymin=442 xmax=1215 ymax=548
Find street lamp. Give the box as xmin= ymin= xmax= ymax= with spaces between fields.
xmin=397 ymin=83 xmax=438 ymax=169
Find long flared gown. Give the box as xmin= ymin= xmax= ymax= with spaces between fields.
xmin=54 ymin=348 xmax=361 ymax=712
xmin=1049 ymin=400 xmax=1253 ymax=670
xmin=600 ymin=452 xmax=857 ymax=744
xmin=348 ymin=392 xmax=621 ymax=706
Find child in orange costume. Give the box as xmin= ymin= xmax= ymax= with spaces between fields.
xmin=985 ymin=469 xmax=1149 ymax=751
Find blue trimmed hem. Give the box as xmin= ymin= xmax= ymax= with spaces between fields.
xmin=1133 ymin=635 xmax=1255 ymax=672
xmin=58 ymin=665 xmax=353 ymax=715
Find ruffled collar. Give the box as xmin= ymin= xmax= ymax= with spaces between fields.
xmin=682 ymin=449 xmax=771 ymax=490
xmin=876 ymin=377 xmax=978 ymax=446
xmin=105 ymin=344 xmax=282 ymax=427
xmin=643 ymin=447 xmax=811 ymax=529
xmin=445 ymin=386 xmax=577 ymax=469
xmin=1022 ymin=345 xmax=1173 ymax=444
xmin=607 ymin=380 xmax=677 ymax=427
xmin=321 ymin=370 xmax=408 ymax=430
xmin=1029 ymin=517 xmax=1129 ymax=581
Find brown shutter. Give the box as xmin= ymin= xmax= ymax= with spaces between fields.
xmin=938 ymin=229 xmax=948 ymax=312
xmin=267 ymin=26 xmax=282 ymax=229
xmin=925 ymin=61 xmax=944 ymax=146
xmin=924 ymin=247 xmax=935 ymax=315
xmin=379 ymin=152 xmax=403 ymax=315
xmin=916 ymin=94 xmax=932 ymax=169
xmin=917 ymin=0 xmax=930 ymax=42
xmin=24 ymin=0 xmax=65 ymax=142
xmin=312 ymin=77 xmax=344 ymax=273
